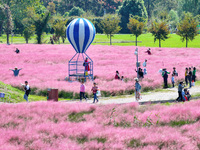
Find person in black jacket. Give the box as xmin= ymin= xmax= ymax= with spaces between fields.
xmin=163 ymin=71 xmax=168 ymax=88
xmin=22 ymin=81 xmax=31 ymax=102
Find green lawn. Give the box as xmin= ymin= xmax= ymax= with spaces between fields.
xmin=0 ymin=33 xmax=200 ymax=48
xmin=0 ymin=81 xmax=67 ymax=103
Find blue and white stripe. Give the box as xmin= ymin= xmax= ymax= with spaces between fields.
xmin=66 ymin=18 xmax=96 ymax=53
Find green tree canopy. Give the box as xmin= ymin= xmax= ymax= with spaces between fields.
xmin=53 ymin=17 xmax=68 ymax=44
xmin=118 ymin=0 xmax=147 ymax=33
xmin=176 ymin=13 xmax=199 ymax=48
xmin=27 ymin=6 xmax=50 ymax=44
xmin=149 ymin=21 xmax=170 ymax=47
xmin=99 ymin=14 xmax=121 ymax=45
xmin=127 ymin=16 xmax=145 ymax=46
xmin=22 ymin=18 xmax=35 ymax=44
xmin=4 ymin=4 xmax=13 ymax=44
xmin=69 ymin=6 xmax=85 ymax=17
xmin=0 ymin=4 xmax=6 ymax=36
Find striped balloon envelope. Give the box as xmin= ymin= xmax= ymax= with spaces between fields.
xmin=66 ymin=18 xmax=96 ymax=53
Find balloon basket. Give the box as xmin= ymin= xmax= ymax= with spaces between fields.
xmin=68 ymin=53 xmax=93 ymax=82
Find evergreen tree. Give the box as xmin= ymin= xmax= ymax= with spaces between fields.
xmin=127 ymin=16 xmax=145 ymax=46
xmin=176 ymin=13 xmax=199 ymax=48
xmin=4 ymin=5 xmax=13 ymax=45
xmin=99 ymin=14 xmax=121 ymax=45
xmin=118 ymin=0 xmax=147 ymax=33
xmin=149 ymin=21 xmax=170 ymax=47
xmin=0 ymin=4 xmax=5 ymax=36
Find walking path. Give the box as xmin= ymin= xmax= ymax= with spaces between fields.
xmin=77 ymin=86 xmax=200 ymax=105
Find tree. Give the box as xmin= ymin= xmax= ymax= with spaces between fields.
xmin=69 ymin=6 xmax=85 ymax=17
xmin=176 ymin=14 xmax=199 ymax=48
xmin=149 ymin=21 xmax=170 ymax=47
xmin=168 ymin=10 xmax=179 ymax=33
xmin=22 ymin=18 xmax=35 ymax=44
xmin=99 ymin=14 xmax=121 ymax=45
xmin=53 ymin=18 xmax=68 ymax=44
xmin=0 ymin=4 xmax=5 ymax=36
xmin=127 ymin=16 xmax=145 ymax=46
xmin=27 ymin=4 xmax=51 ymax=44
xmin=118 ymin=0 xmax=147 ymax=33
xmin=4 ymin=4 xmax=13 ymax=44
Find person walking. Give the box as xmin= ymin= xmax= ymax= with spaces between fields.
xmin=91 ymin=82 xmax=98 ymax=103
xmin=134 ymin=78 xmax=141 ymax=101
xmin=22 ymin=81 xmax=31 ymax=102
xmin=188 ymin=67 xmax=192 ymax=88
xmin=80 ymin=81 xmax=87 ymax=102
xmin=9 ymin=67 xmax=22 ymax=77
xmin=176 ymin=82 xmax=184 ymax=102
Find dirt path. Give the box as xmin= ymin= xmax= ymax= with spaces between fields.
xmin=81 ymin=86 xmax=200 ymax=104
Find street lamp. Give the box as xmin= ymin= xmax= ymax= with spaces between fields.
xmin=134 ymin=47 xmax=139 ymax=78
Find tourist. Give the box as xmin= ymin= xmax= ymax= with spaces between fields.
xmin=176 ymin=82 xmax=184 ymax=102
xmin=134 ymin=78 xmax=141 ymax=101
xmin=143 ymin=59 xmax=147 ymax=67
xmin=9 ymin=67 xmax=22 ymax=77
xmin=172 ymin=67 xmax=178 ymax=76
xmin=50 ymin=37 xmax=54 ymax=44
xmin=83 ymin=57 xmax=90 ymax=76
xmin=121 ymin=76 xmax=124 ymax=82
xmin=80 ymin=80 xmax=87 ymax=102
xmin=15 ymin=48 xmax=20 ymax=54
xmin=145 ymin=48 xmax=151 ymax=55
xmin=188 ymin=67 xmax=192 ymax=88
xmin=183 ymin=88 xmax=191 ymax=101
xmin=192 ymin=67 xmax=196 ymax=84
xmin=115 ymin=71 xmax=120 ymax=80
xmin=171 ymin=74 xmax=175 ymax=88
xmin=185 ymin=68 xmax=189 ymax=86
xmin=22 ymin=81 xmax=31 ymax=102
xmin=135 ymin=68 xmax=144 ymax=79
xmin=91 ymin=82 xmax=99 ymax=103
xmin=143 ymin=59 xmax=147 ymax=75
xmin=163 ymin=70 xmax=169 ymax=88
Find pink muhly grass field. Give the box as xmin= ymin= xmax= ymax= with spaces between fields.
xmin=0 ymin=44 xmax=199 ymax=95
xmin=0 ymin=101 xmax=200 ymax=149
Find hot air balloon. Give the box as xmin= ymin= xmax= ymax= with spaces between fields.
xmin=67 ymin=18 xmax=96 ymax=81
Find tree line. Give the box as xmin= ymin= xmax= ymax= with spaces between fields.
xmin=0 ymin=0 xmax=199 ymax=47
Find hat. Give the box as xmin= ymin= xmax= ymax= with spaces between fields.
xmin=134 ymin=78 xmax=139 ymax=81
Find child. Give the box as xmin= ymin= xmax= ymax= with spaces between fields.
xmin=91 ymin=82 xmax=98 ymax=103
xmin=80 ymin=81 xmax=87 ymax=102
xmin=171 ymin=74 xmax=175 ymax=88
xmin=134 ymin=78 xmax=141 ymax=101
xmin=121 ymin=76 xmax=124 ymax=82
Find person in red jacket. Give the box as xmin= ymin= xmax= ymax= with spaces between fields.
xmin=83 ymin=57 xmax=90 ymax=76
xmin=115 ymin=71 xmax=120 ymax=79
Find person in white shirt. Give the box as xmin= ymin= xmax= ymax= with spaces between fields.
xmin=143 ymin=59 xmax=147 ymax=75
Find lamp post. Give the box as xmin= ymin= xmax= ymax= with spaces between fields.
xmin=134 ymin=47 xmax=139 ymax=78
